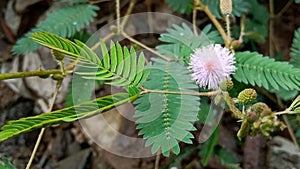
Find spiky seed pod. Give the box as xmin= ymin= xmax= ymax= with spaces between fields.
xmin=220 ymin=0 xmax=232 ymax=15
xmin=251 ymin=102 xmax=272 ymax=116
xmin=220 ymin=80 xmax=234 ymax=91
xmin=238 ymin=88 xmax=257 ymax=104
xmin=247 ymin=111 xmax=257 ymax=122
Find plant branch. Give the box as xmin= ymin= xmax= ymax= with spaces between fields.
xmin=193 ymin=2 xmax=198 ymax=35
xmin=269 ymin=0 xmax=275 ymax=57
xmin=196 ymin=0 xmax=228 ymax=47
xmin=116 ymin=0 xmax=121 ymax=33
xmin=25 ymin=80 xmax=63 ymax=169
xmin=274 ymin=0 xmax=293 ymax=18
xmin=0 ymin=69 xmax=61 ymax=81
xmin=283 ymin=115 xmax=299 ymax=149
xmin=120 ymin=0 xmax=136 ymax=30
xmin=121 ymin=32 xmax=174 ymax=62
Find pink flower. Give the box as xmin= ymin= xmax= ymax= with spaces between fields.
xmin=188 ymin=44 xmax=236 ymax=89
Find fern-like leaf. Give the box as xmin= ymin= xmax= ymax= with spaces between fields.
xmin=31 ymin=32 xmax=149 ymax=87
xmin=234 ymin=51 xmax=300 ymax=91
xmin=134 ymin=59 xmax=199 ymax=156
xmin=165 ymin=0 xmax=194 ymax=14
xmin=156 ymin=23 xmax=221 ymax=63
xmin=12 ymin=4 xmax=99 ymax=54
xmin=0 ymin=93 xmax=139 ymax=142
xmin=291 ymin=28 xmax=300 ymax=69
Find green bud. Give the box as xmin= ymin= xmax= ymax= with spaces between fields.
xmin=238 ymin=88 xmax=257 ymax=105
xmin=52 ymin=73 xmax=64 ymax=81
xmin=219 ymin=80 xmax=234 ymax=91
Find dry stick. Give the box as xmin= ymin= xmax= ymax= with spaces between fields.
xmin=274 ymin=0 xmax=293 ymax=18
xmin=269 ymin=0 xmax=275 ymax=57
xmin=283 ymin=115 xmax=300 ymax=149
xmin=116 ymin=0 xmax=121 ymax=33
xmin=268 ymin=0 xmax=298 ymax=148
xmin=154 ymin=152 xmax=160 ymax=169
xmin=122 ymin=32 xmax=173 ymax=62
xmin=238 ymin=15 xmax=245 ymax=43
xmin=120 ymin=0 xmax=136 ymax=30
xmin=192 ymin=5 xmax=198 ymax=35
xmin=90 ymin=33 xmax=114 ymax=51
xmin=25 ymin=80 xmax=62 ymax=169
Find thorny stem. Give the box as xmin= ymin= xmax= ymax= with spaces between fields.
xmin=122 ymin=32 xmax=173 ymax=62
xmin=225 ymin=14 xmax=231 ymax=43
xmin=25 ymin=80 xmax=63 ymax=169
xmin=223 ymin=91 xmax=243 ymax=119
xmin=0 ymin=69 xmax=61 ymax=81
xmin=195 ymin=0 xmax=229 ymax=47
xmin=141 ymin=87 xmax=220 ymax=97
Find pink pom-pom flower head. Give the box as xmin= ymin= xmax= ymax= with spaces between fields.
xmin=188 ymin=44 xmax=236 ymax=89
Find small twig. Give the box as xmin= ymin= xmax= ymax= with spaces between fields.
xmin=154 ymin=152 xmax=160 ymax=169
xmin=122 ymin=32 xmax=173 ymax=62
xmin=196 ymin=0 xmax=228 ymax=47
xmin=192 ymin=3 xmax=198 ymax=35
xmin=25 ymin=80 xmax=63 ymax=169
xmin=283 ymin=115 xmax=300 ymax=149
xmin=120 ymin=0 xmax=136 ymax=30
xmin=269 ymin=0 xmax=275 ymax=57
xmin=141 ymin=87 xmax=220 ymax=96
xmin=90 ymin=33 xmax=114 ymax=51
xmin=116 ymin=0 xmax=121 ymax=33
xmin=238 ymin=15 xmax=245 ymax=43
xmin=273 ymin=0 xmax=293 ymax=18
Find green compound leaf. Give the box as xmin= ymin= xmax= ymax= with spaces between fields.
xmin=0 ymin=93 xmax=139 ymax=142
xmin=291 ymin=28 xmax=300 ymax=69
xmin=234 ymin=51 xmax=300 ymax=91
xmin=134 ymin=59 xmax=200 ymax=156
xmin=31 ymin=32 xmax=149 ymax=88
xmin=12 ymin=4 xmax=99 ymax=54
xmin=156 ymin=23 xmax=222 ymax=63
xmin=165 ymin=0 xmax=194 ymax=14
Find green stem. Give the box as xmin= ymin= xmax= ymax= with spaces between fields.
xmin=0 ymin=69 xmax=62 ymax=81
